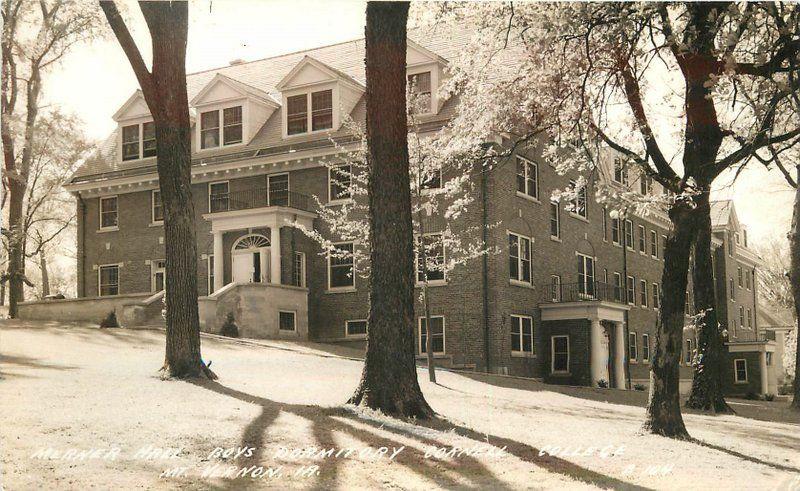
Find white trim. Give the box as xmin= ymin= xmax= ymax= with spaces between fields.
xmin=639 ymin=279 xmax=648 ymax=308
xmin=510 ymin=314 xmax=535 ymax=357
xmin=327 ymin=241 xmax=355 ymax=291
xmin=345 ymin=319 xmax=368 ymax=339
xmin=626 ymin=275 xmax=636 ymax=306
xmin=551 ymin=335 xmax=570 ymax=374
xmin=208 ymin=180 xmax=230 ymax=213
xmin=549 ymin=200 xmax=561 ymax=240
xmin=98 ymin=195 xmax=119 ymax=231
xmin=507 ymin=230 xmax=534 ymax=285
xmin=151 ymin=189 xmax=163 ymax=225
xmin=642 ymin=333 xmax=651 ymax=363
xmin=197 ymin=104 xmax=246 ymax=152
xmin=293 ymin=251 xmax=306 ymax=288
xmin=734 ymin=358 xmax=748 ymax=383
xmin=282 ymin=84 xmax=338 ymax=138
xmin=278 ymin=310 xmax=297 ymax=331
xmin=97 ymin=263 xmax=122 ymax=297
xmin=516 ymin=155 xmax=539 ymax=201
xmin=418 ymin=315 xmax=445 ymax=355
xmin=637 ymin=224 xmax=646 ymax=254
xmin=628 ymin=331 xmax=638 ymax=363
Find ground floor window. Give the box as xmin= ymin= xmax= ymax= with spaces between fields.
xmin=151 ymin=259 xmax=165 ymax=292
xmin=734 ymin=358 xmax=748 ymax=383
xmin=208 ymin=255 xmax=215 ymax=294
xmin=642 ymin=333 xmax=650 ymax=362
xmin=346 ymin=319 xmax=367 ymax=337
xmin=419 ymin=316 xmax=445 ymax=354
xmin=628 ymin=331 xmax=638 ymax=361
xmin=98 ymin=264 xmax=119 ymax=296
xmin=510 ymin=315 xmax=533 ymax=354
xmin=766 ymin=352 xmax=773 ymax=366
xmin=684 ymin=339 xmax=693 ymax=365
xmin=293 ymin=251 xmax=306 ymax=287
xmin=551 ymin=335 xmax=569 ymax=373
xmin=279 ymin=311 xmax=296 ymax=331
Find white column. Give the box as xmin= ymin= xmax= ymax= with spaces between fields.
xmin=759 ymin=350 xmax=769 ymax=396
xmin=270 ymin=225 xmax=281 ymax=284
xmin=590 ymin=318 xmax=608 ymax=386
xmin=213 ymin=230 xmax=224 ymax=292
xmin=614 ymin=321 xmax=627 ymax=389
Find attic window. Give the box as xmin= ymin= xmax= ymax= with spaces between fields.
xmin=122 ymin=122 xmax=157 ymax=161
xmin=201 ymin=105 xmax=243 ymax=149
xmin=408 ymin=71 xmax=431 ymax=114
xmin=122 ymin=125 xmax=139 ymax=161
xmin=286 ymin=89 xmax=333 ymax=136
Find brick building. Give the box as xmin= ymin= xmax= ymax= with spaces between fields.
xmin=59 ymin=30 xmax=783 ymax=395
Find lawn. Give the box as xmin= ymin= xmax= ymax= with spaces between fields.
xmin=1 ymin=320 xmax=799 ymax=490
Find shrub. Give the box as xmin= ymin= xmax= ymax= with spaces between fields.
xmin=597 ymin=379 xmax=609 ymax=389
xmin=744 ymin=390 xmax=760 ymax=401
xmin=219 ymin=312 xmax=239 ymax=338
xmin=764 ymin=393 xmax=775 ymax=402
xmin=100 ymin=311 xmax=119 ymax=328
xmin=778 ymin=376 xmax=794 ymax=395
xmin=633 ymin=383 xmax=646 ymax=391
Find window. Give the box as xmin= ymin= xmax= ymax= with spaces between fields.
xmin=346 ymin=319 xmax=367 ymax=337
xmin=728 ymin=234 xmax=734 ymax=256
xmin=684 ymin=339 xmax=693 ymax=365
xmin=662 ymin=234 xmax=667 ymax=259
xmin=99 ymin=196 xmax=118 ymax=230
xmin=516 ymin=157 xmax=538 ymax=200
xmin=650 ymin=230 xmax=658 ymax=257
xmin=419 ymin=316 xmax=445 ymax=354
xmin=577 ymin=254 xmax=595 ymax=297
xmin=508 ymin=232 xmax=532 ymax=284
xmin=420 ymin=168 xmax=442 ymax=191
xmin=549 ymin=201 xmax=560 ymax=239
xmin=550 ymin=275 xmax=562 ymax=302
xmin=638 ymin=225 xmax=646 ymax=253
xmin=739 ymin=306 xmax=745 ymax=327
xmin=98 ymin=265 xmax=119 ymax=296
xmin=642 ymin=333 xmax=651 ymax=362
xmin=510 ymin=315 xmax=534 ymax=354
xmin=209 ymin=181 xmax=229 ymax=212
xmin=408 ymin=71 xmax=432 ymax=113
xmin=569 ymin=180 xmax=587 ymax=218
xmin=142 ymin=121 xmax=156 ymax=158
xmin=201 ymin=106 xmax=243 ymax=148
xmin=268 ymin=173 xmax=289 ymax=206
xmin=766 ymin=352 xmax=773 ymax=366
xmin=747 ymin=308 xmax=752 ymax=328
xmin=328 ymin=164 xmax=352 ymax=202
xmin=122 ymin=124 xmax=140 ymax=161
xmin=151 ymin=190 xmax=163 ymax=224
xmin=292 ymin=252 xmax=306 ymax=287
xmin=551 ymin=336 xmax=569 ymax=373
xmin=223 ymin=106 xmax=243 ymax=145
xmin=208 ymin=255 xmax=215 ymax=294
xmin=200 ymin=110 xmax=220 ymax=149
xmin=652 ymin=283 xmax=660 ymax=309
xmin=745 ymin=269 xmax=751 ymax=290
xmin=611 ymin=218 xmax=621 ymax=245
xmin=602 ymin=208 xmax=608 ymax=241
xmin=729 ymin=277 xmax=735 ymax=301
xmin=735 ymin=232 xmax=741 ymax=245
xmin=329 ymin=242 xmax=354 ymax=289
xmin=613 ymin=158 xmax=627 ymax=185
xmin=640 ymin=280 xmax=648 ymax=307
xmin=151 ymin=259 xmax=165 ymax=292
xmin=279 ymin=311 xmax=296 ymax=331
xmin=628 ymin=332 xmax=638 ymax=361
xmin=639 ymin=175 xmax=652 ymax=195
xmin=286 ymin=94 xmax=308 ymax=135
xmin=734 ymin=359 xmax=748 ymax=383
xmin=416 ymin=233 xmax=445 ymax=283
xmin=287 ymin=90 xmax=333 ymax=135
xmin=613 ymin=272 xmax=623 ymax=302
xmin=311 ymin=89 xmax=333 ymax=131
xmin=626 ymin=276 xmax=635 ymax=305
xmin=743 ymin=229 xmax=748 ymax=248
xmin=737 ymin=266 xmax=743 ymax=287
xmin=624 ymin=220 xmax=634 ymax=250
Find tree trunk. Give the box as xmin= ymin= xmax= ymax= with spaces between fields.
xmin=789 ymin=166 xmax=800 ymax=410
xmin=6 ymin=178 xmax=25 ymax=317
xmin=101 ymin=1 xmax=214 ymax=379
xmin=39 ymin=249 xmax=49 ymax=298
xmin=349 ymin=0 xmax=432 ymax=418
xmin=643 ymin=201 xmax=695 ymax=439
xmin=685 ymin=190 xmax=733 ymax=413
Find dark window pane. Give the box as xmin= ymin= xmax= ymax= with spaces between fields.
xmin=329 ymin=164 xmax=352 ymax=201
xmin=287 ymin=94 xmax=308 ymax=134
xmin=201 ymin=110 xmax=220 ymax=149
xmin=122 ymin=124 xmax=139 ymax=161
xmin=223 ymin=106 xmax=243 ymax=145
xmin=311 ymin=90 xmax=333 ymax=131
xmin=268 ymin=174 xmax=289 ymax=206
xmin=347 ymin=320 xmax=367 ymax=336
xmin=279 ymin=311 xmax=296 ymax=331
xmin=142 ymin=122 xmax=156 ymax=157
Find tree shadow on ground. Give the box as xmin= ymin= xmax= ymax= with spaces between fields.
xmin=191 ymin=380 xmax=650 ymax=490
xmin=691 ymin=438 xmax=800 ymax=473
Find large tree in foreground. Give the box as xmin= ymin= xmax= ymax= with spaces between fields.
xmin=101 ymin=0 xmax=214 ymax=379
xmin=348 ymin=0 xmax=432 ymax=417
xmin=428 ymin=2 xmax=799 ymax=437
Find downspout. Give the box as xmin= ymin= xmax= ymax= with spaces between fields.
xmin=622 ymin=209 xmax=631 ymax=389
xmin=481 ymin=159 xmax=491 ymax=374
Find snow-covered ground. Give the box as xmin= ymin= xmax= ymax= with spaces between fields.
xmin=1 ymin=321 xmax=799 ymax=490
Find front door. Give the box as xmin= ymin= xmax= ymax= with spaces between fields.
xmin=232 ymin=248 xmax=270 ymax=283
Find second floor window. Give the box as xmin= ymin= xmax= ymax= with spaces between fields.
xmin=329 ymin=164 xmax=352 ymax=202
xmin=628 ymin=332 xmax=638 ymax=360
xmin=626 ymin=275 xmax=635 ymax=305
xmin=652 ymin=283 xmax=660 ymax=309
xmin=549 ymin=201 xmax=560 ymax=239
xmin=611 ymin=218 xmax=621 ymax=245
xmin=509 ymin=232 xmax=532 ymax=284
xmin=642 ymin=333 xmax=651 ymax=362
xmin=99 ymin=196 xmax=118 ymax=229
xmin=329 ymin=242 xmax=354 ymax=289
xmin=550 ymin=275 xmax=562 ymax=302
xmin=516 ymin=157 xmax=538 ymax=199
xmin=614 ymin=272 xmax=623 ymax=302
xmin=577 ymin=254 xmax=595 ymax=297
xmin=268 ymin=174 xmax=289 ymax=206
xmin=201 ymin=106 xmax=242 ymax=149
xmin=416 ymin=233 xmax=445 ymax=283
xmin=419 ymin=316 xmax=445 ymax=354
xmin=209 ymin=181 xmax=229 ymax=212
xmin=640 ymin=279 xmax=648 ymax=307
xmin=624 ymin=220 xmax=634 ymax=249
xmin=151 ymin=190 xmax=163 ymax=223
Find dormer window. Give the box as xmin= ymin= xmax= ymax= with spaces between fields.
xmin=122 ymin=122 xmax=156 ymax=161
xmin=287 ymin=89 xmax=333 ymax=136
xmin=408 ymin=71 xmax=432 ymax=114
xmin=200 ymin=106 xmax=243 ymax=149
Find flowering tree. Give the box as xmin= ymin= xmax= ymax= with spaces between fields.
xmin=422 ymin=2 xmax=800 ymax=437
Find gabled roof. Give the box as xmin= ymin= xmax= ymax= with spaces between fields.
xmin=275 ymin=55 xmax=365 ymax=92
xmin=112 ymin=90 xmax=148 ymax=122
xmin=190 ymin=73 xmax=280 ymax=107
xmin=758 ymin=302 xmax=795 ymax=330
xmin=407 ymin=38 xmax=449 ymax=67
xmin=710 ymin=199 xmax=739 ymax=230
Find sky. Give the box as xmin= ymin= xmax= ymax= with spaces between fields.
xmin=39 ymin=0 xmax=793 ymax=250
